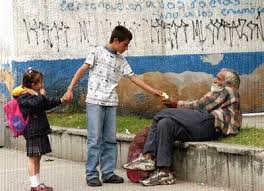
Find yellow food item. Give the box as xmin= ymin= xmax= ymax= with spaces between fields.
xmin=161 ymin=92 xmax=169 ymax=99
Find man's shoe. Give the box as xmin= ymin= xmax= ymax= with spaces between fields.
xmin=102 ymin=174 xmax=124 ymax=184
xmin=123 ymin=154 xmax=155 ymax=171
xmin=87 ymin=177 xmax=102 ymax=187
xmin=31 ymin=183 xmax=53 ymax=191
xmin=140 ymin=170 xmax=175 ymax=186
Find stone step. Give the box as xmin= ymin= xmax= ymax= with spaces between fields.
xmin=0 ymin=148 xmax=235 ymax=191
xmin=4 ymin=126 xmax=264 ymax=191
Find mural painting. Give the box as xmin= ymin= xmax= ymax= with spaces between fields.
xmin=1 ymin=0 xmax=264 ymax=115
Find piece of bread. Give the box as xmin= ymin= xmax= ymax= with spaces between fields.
xmin=161 ymin=92 xmax=169 ymax=99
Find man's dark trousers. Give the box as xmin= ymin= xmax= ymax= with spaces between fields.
xmin=143 ymin=108 xmax=222 ymax=167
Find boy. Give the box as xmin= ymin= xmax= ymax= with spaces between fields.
xmin=64 ymin=25 xmax=163 ymax=187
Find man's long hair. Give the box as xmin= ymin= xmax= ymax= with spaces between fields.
xmin=222 ymin=68 xmax=240 ymax=89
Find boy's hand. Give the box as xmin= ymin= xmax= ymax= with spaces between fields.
xmin=161 ymin=97 xmax=178 ymax=108
xmin=160 ymin=92 xmax=169 ymax=99
xmin=64 ymin=89 xmax=73 ymax=102
xmin=60 ymin=95 xmax=67 ymax=103
xmin=153 ymin=90 xmax=164 ymax=97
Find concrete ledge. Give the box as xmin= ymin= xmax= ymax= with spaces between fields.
xmin=242 ymin=113 xmax=264 ymax=128
xmin=4 ymin=126 xmax=264 ymax=191
xmin=180 ymin=141 xmax=264 ymax=155
xmin=173 ymin=142 xmax=264 ymax=191
xmin=4 ymin=126 xmax=133 ymax=168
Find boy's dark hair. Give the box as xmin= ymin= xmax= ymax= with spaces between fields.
xmin=22 ymin=68 xmax=43 ymax=88
xmin=109 ymin=25 xmax=133 ymax=43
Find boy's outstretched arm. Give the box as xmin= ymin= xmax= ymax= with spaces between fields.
xmin=64 ymin=63 xmax=90 ymax=102
xmin=129 ymin=74 xmax=162 ymax=97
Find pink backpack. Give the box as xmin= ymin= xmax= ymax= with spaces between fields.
xmin=3 ymin=99 xmax=28 ymax=137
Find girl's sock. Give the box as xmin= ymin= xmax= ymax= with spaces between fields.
xmin=30 ymin=174 xmax=40 ymax=187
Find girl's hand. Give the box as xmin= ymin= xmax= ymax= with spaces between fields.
xmin=25 ymin=89 xmax=38 ymax=96
xmin=39 ymin=88 xmax=46 ymax=96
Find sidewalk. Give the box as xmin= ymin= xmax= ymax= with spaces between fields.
xmin=0 ymin=148 xmax=234 ymax=191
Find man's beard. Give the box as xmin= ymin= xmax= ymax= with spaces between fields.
xmin=210 ymin=83 xmax=224 ymax=92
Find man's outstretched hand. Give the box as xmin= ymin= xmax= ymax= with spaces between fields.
xmin=161 ymin=96 xmax=178 ymax=108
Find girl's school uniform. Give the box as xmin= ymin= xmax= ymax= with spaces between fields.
xmin=17 ymin=93 xmax=62 ymax=156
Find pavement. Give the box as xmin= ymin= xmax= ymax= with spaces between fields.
xmin=0 ymin=148 xmax=235 ymax=191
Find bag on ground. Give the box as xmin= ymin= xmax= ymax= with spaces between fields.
xmin=126 ymin=127 xmax=153 ymax=183
xmin=3 ymin=99 xmax=28 ymax=137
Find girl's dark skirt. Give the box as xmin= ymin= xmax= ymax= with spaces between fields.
xmin=26 ymin=135 xmax=52 ymax=157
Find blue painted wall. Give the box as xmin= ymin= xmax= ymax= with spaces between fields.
xmin=12 ymin=51 xmax=264 ymax=87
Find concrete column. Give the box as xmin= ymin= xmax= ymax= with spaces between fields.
xmin=0 ymin=93 xmax=5 ymax=146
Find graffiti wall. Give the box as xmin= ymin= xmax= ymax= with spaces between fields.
xmin=0 ymin=0 xmax=13 ymax=100
xmin=2 ymin=0 xmax=264 ymax=114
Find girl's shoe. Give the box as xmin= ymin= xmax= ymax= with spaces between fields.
xmin=30 ymin=183 xmax=53 ymax=191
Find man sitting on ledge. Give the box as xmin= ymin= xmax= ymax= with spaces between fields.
xmin=123 ymin=68 xmax=242 ymax=186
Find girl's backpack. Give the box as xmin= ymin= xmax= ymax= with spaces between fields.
xmin=3 ymin=99 xmax=28 ymax=137
xmin=126 ymin=127 xmax=153 ymax=183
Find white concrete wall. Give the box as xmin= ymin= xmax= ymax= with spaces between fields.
xmin=2 ymin=0 xmax=264 ymax=114
xmin=0 ymin=94 xmax=5 ymax=146
xmin=242 ymin=113 xmax=264 ymax=128
xmin=0 ymin=0 xmax=14 ymax=65
xmin=13 ymin=0 xmax=264 ymax=61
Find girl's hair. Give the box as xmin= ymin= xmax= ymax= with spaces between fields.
xmin=22 ymin=68 xmax=43 ymax=88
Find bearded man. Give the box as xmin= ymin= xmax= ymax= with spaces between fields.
xmin=123 ymin=68 xmax=242 ymax=186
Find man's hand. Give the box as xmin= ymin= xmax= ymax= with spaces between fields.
xmin=161 ymin=97 xmax=178 ymax=108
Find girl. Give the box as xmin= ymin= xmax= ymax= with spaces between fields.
xmin=12 ymin=68 xmax=66 ymax=191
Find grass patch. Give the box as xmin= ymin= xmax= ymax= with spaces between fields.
xmin=47 ymin=112 xmax=152 ymax=134
xmin=48 ymin=112 xmax=264 ymax=147
xmin=47 ymin=112 xmax=86 ymax=129
xmin=217 ymin=128 xmax=264 ymax=147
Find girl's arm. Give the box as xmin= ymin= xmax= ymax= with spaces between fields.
xmin=43 ymin=96 xmax=62 ymax=110
xmin=19 ymin=94 xmax=61 ymax=113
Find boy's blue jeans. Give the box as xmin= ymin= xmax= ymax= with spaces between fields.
xmin=86 ymin=103 xmax=117 ymax=181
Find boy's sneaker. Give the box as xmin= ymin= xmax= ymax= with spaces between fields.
xmin=86 ymin=177 xmax=102 ymax=187
xmin=102 ymin=174 xmax=124 ymax=184
xmin=123 ymin=154 xmax=155 ymax=171
xmin=140 ymin=170 xmax=176 ymax=186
